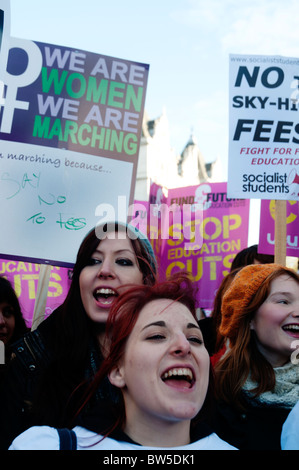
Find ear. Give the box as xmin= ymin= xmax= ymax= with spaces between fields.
xmin=108 ymin=365 xmax=126 ymax=389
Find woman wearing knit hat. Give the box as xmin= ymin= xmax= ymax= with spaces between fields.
xmin=213 ymin=263 xmax=299 ymax=450
xmin=0 ymin=222 xmax=157 ymax=450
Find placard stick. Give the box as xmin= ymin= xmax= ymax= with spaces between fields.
xmin=31 ymin=264 xmax=51 ymax=331
xmin=274 ymin=200 xmax=287 ymax=266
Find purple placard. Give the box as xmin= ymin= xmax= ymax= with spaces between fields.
xmin=149 ymin=182 xmax=250 ymax=309
xmin=259 ymin=199 xmax=299 ymax=257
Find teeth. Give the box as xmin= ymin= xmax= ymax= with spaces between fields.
xmin=95 ymin=288 xmax=116 ymax=296
xmin=162 ymin=368 xmax=193 ymax=382
xmin=283 ymin=324 xmax=299 ymax=331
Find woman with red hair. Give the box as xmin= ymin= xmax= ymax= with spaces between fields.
xmin=213 ymin=264 xmax=299 ymax=450
xmin=9 ymin=274 xmax=235 ymax=450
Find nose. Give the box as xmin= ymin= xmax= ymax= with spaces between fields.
xmin=96 ymin=257 xmax=116 ymax=280
xmin=170 ymin=333 xmax=191 ymax=357
xmin=291 ymin=305 xmax=299 ymax=318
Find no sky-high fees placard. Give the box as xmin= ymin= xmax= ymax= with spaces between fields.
xmin=228 ymin=54 xmax=299 ymax=201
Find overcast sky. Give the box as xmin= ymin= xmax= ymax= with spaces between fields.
xmin=10 ymin=0 xmax=299 ymax=180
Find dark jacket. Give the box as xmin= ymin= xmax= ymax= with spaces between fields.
xmin=0 ymin=310 xmax=113 ymax=450
xmin=213 ymin=393 xmax=290 ymax=450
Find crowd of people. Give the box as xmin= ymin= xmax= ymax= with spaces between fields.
xmin=0 ymin=226 xmax=298 ymax=451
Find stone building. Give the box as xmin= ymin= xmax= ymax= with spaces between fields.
xmin=134 ymin=109 xmax=223 ymax=201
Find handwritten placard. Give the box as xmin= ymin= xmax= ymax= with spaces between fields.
xmin=0 ymin=142 xmax=135 ymax=265
xmin=0 ymin=10 xmax=149 ymax=266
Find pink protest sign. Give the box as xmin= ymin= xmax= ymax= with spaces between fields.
xmin=0 ymin=258 xmax=72 ymax=327
xmin=149 ymin=182 xmax=250 ymax=310
xmin=131 ymin=200 xmax=149 ymax=235
xmin=259 ymin=199 xmax=299 ymax=257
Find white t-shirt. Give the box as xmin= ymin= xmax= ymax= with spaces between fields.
xmin=9 ymin=425 xmax=237 ymax=450
xmin=281 ymin=401 xmax=299 ymax=450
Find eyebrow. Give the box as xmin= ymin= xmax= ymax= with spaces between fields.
xmin=269 ymin=291 xmax=293 ymax=298
xmin=93 ymin=248 xmax=135 ymax=256
xmin=141 ymin=320 xmax=200 ymax=331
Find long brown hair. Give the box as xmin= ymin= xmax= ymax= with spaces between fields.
xmin=32 ymin=223 xmax=157 ymax=426
xmin=215 ymin=267 xmax=299 ymax=409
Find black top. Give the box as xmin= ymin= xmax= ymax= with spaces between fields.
xmin=76 ymin=399 xmax=214 ymax=446
xmin=212 ymin=393 xmax=291 ymax=450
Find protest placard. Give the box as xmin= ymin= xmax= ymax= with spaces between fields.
xmin=0 ymin=2 xmax=149 ymax=267
xmin=0 ymin=258 xmax=71 ymax=327
xmin=130 ymin=199 xmax=149 ymax=235
xmin=148 ymin=182 xmax=250 ymax=310
xmin=259 ymin=199 xmax=299 ymax=258
xmin=228 ymin=53 xmax=299 ymax=264
xmin=228 ymin=53 xmax=299 ymax=201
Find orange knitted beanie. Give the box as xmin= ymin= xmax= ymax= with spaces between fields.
xmin=219 ymin=263 xmax=295 ymax=341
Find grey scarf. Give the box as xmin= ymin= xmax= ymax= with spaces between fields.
xmin=243 ymin=362 xmax=299 ymax=409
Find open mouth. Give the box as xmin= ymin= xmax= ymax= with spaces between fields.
xmin=282 ymin=324 xmax=299 ymax=337
xmin=93 ymin=288 xmax=118 ymax=306
xmin=161 ymin=367 xmax=195 ymax=389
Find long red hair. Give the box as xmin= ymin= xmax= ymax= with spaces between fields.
xmin=73 ymin=273 xmax=214 ymax=433
xmin=215 ymin=267 xmax=299 ymax=409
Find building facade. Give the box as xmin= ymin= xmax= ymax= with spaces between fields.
xmin=134 ymin=109 xmax=223 ymax=201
